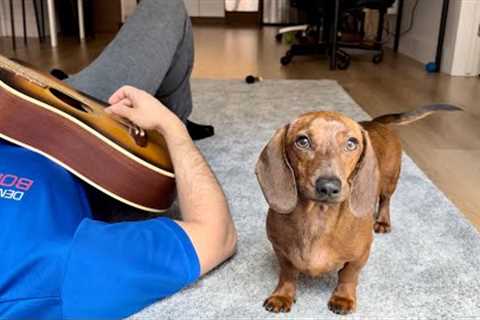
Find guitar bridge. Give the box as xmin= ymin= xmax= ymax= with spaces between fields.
xmin=129 ymin=125 xmax=148 ymax=147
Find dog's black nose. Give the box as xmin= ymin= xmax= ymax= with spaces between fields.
xmin=315 ymin=177 xmax=341 ymax=200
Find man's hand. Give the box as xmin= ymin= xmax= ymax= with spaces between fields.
xmin=106 ymin=85 xmax=237 ymax=276
xmin=105 ymin=85 xmax=185 ymax=137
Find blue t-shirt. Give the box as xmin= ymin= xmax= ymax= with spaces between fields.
xmin=0 ymin=142 xmax=200 ymax=319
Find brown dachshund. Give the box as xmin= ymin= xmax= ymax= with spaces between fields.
xmin=255 ymin=104 xmax=461 ymax=315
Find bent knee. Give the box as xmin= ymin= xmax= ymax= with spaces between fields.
xmin=153 ymin=0 xmax=188 ymax=21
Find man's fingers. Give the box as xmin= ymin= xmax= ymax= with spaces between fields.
xmin=116 ymin=98 xmax=133 ymax=108
xmin=105 ymin=102 xmax=134 ymax=119
xmin=108 ymin=85 xmax=139 ymax=105
xmin=108 ymin=88 xmax=126 ymax=105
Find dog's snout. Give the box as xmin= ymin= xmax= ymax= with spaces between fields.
xmin=315 ymin=177 xmax=341 ymax=200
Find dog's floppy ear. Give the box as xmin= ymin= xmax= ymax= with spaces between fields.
xmin=255 ymin=125 xmax=298 ymax=214
xmin=349 ymin=130 xmax=379 ymax=218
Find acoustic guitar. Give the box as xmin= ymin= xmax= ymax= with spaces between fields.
xmin=0 ymin=55 xmax=176 ymax=213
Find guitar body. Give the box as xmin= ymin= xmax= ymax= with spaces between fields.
xmin=0 ymin=55 xmax=176 ymax=213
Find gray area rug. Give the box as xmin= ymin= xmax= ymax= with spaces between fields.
xmin=132 ymin=80 xmax=480 ymax=319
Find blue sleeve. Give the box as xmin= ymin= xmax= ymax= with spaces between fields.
xmin=61 ymin=217 xmax=200 ymax=319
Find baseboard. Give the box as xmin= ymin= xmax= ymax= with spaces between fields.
xmin=191 ymin=17 xmax=227 ymax=25
xmin=397 ymin=34 xmax=436 ymax=65
xmin=225 ymin=11 xmax=261 ymax=26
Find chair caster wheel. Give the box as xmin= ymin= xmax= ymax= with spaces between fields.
xmin=373 ymin=53 xmax=383 ymax=64
xmin=337 ymin=55 xmax=351 ymax=70
xmin=281 ymin=52 xmax=293 ymax=66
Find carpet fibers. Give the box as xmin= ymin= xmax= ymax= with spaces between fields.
xmin=132 ymin=80 xmax=480 ymax=319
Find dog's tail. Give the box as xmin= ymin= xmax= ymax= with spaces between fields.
xmin=372 ymin=104 xmax=462 ymax=126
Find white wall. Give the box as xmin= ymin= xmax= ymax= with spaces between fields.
xmin=225 ymin=0 xmax=259 ymax=12
xmin=440 ymin=0 xmax=462 ymax=74
xmin=444 ymin=0 xmax=480 ymax=76
xmin=395 ymin=0 xmax=480 ymax=76
xmin=396 ymin=0 xmax=444 ymax=65
xmin=184 ymin=0 xmax=225 ymax=17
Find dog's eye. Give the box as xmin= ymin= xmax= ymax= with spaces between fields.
xmin=295 ymin=135 xmax=311 ymax=149
xmin=345 ymin=137 xmax=359 ymax=151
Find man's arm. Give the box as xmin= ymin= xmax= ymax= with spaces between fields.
xmin=106 ymin=86 xmax=237 ymax=275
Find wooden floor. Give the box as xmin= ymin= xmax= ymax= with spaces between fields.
xmin=1 ymin=25 xmax=479 ymax=231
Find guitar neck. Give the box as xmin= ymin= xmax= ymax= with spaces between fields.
xmin=0 ymin=55 xmax=101 ymax=109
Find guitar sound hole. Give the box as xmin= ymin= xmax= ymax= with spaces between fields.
xmin=50 ymin=88 xmax=92 ymax=113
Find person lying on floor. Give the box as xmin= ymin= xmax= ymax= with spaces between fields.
xmin=0 ymin=86 xmax=237 ymax=319
xmin=0 ymin=0 xmax=236 ymax=318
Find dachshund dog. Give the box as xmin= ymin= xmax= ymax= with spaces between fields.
xmin=256 ymin=104 xmax=460 ymax=315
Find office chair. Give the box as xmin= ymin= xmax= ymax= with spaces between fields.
xmin=274 ymin=0 xmax=313 ymax=43
xmin=279 ymin=0 xmax=353 ymax=69
xmin=336 ymin=0 xmax=396 ymax=65
xmin=279 ymin=0 xmax=395 ymax=70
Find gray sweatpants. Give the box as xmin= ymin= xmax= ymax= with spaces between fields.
xmin=66 ymin=0 xmax=194 ymax=121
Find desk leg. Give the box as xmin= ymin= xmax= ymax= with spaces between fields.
xmin=33 ymin=0 xmax=41 ymax=41
xmin=22 ymin=0 xmax=27 ymax=44
xmin=330 ymin=0 xmax=340 ymax=70
xmin=9 ymin=0 xmax=16 ymax=50
xmin=47 ymin=0 xmax=57 ymax=47
xmin=434 ymin=0 xmax=450 ymax=72
xmin=78 ymin=0 xmax=85 ymax=40
xmin=393 ymin=0 xmax=404 ymax=52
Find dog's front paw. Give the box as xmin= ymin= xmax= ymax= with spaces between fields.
xmin=374 ymin=221 xmax=391 ymax=234
xmin=263 ymin=295 xmax=295 ymax=313
xmin=328 ymin=295 xmax=355 ymax=315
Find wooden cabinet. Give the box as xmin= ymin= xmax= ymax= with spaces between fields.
xmin=183 ymin=0 xmax=225 ymax=17
xmin=184 ymin=0 xmax=200 ymax=16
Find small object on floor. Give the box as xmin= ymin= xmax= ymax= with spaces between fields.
xmin=425 ymin=62 xmax=438 ymax=73
xmin=245 ymin=75 xmax=263 ymax=84
xmin=50 ymin=68 xmax=69 ymax=80
xmin=186 ymin=120 xmax=214 ymax=140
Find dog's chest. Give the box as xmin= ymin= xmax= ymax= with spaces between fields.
xmin=291 ymin=210 xmax=346 ymax=276
xmin=267 ymin=204 xmax=363 ymax=276
xmin=294 ymin=231 xmax=343 ymax=276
